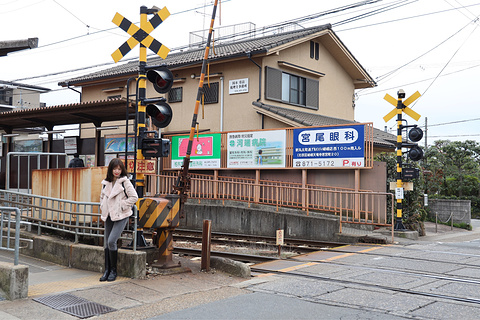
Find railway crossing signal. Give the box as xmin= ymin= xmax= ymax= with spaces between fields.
xmin=383 ymin=89 xmax=422 ymax=231
xmin=111 ymin=7 xmax=170 ymax=63
xmin=147 ymin=66 xmax=174 ymax=93
xmin=145 ymin=65 xmax=174 ymax=129
xmin=111 ymin=6 xmax=179 ymax=267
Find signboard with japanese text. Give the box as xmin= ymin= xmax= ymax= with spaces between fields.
xmin=171 ymin=133 xmax=221 ymax=169
xmin=64 ymin=137 xmax=78 ymax=155
xmin=227 ymin=130 xmax=286 ymax=168
xmin=229 ymin=78 xmax=249 ymax=94
xmin=121 ymin=158 xmax=156 ymax=175
xmin=293 ymin=125 xmax=365 ymax=168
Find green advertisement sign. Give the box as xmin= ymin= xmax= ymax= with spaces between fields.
xmin=171 ymin=133 xmax=222 ymax=168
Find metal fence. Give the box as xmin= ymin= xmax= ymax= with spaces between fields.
xmin=0 ymin=190 xmax=138 ymax=251
xmin=153 ymin=172 xmax=395 ymax=231
xmin=0 ymin=206 xmax=21 ymax=265
xmin=6 ymin=152 xmax=67 ymax=192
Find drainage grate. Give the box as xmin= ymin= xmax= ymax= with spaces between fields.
xmin=33 ymin=293 xmax=116 ymax=318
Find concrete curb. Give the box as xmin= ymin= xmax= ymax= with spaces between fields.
xmin=210 ymin=256 xmax=251 ymax=278
xmin=19 ymin=232 xmax=146 ymax=279
xmin=0 ymin=261 xmax=28 ymax=300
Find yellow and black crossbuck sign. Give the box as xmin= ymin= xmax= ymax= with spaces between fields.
xmin=111 ymin=7 xmax=170 ymax=63
xmin=383 ymin=91 xmax=421 ymax=122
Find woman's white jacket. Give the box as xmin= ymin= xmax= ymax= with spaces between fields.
xmin=100 ymin=176 xmax=138 ymax=222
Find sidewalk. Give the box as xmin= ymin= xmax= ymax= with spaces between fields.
xmin=409 ymin=219 xmax=480 ymax=243
xmin=0 ymin=220 xmax=478 ymax=319
xmin=0 ymin=254 xmax=247 ymax=319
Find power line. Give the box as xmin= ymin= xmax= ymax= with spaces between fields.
xmin=357 ymin=63 xmax=480 ymax=96
xmin=412 ymin=19 xmax=479 ymax=107
xmin=52 ymin=0 xmax=91 ymax=32
xmin=423 ymin=117 xmax=480 ymax=128
xmin=10 ymin=0 xmax=383 ymax=84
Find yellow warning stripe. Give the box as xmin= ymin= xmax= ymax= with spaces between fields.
xmin=144 ymin=201 xmax=168 ymax=228
xmin=324 ymin=245 xmax=383 ymax=261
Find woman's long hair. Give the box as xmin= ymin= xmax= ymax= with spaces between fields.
xmin=105 ymin=158 xmax=128 ymax=182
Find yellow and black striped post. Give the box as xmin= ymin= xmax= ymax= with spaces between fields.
xmin=395 ymin=94 xmax=406 ymax=231
xmin=383 ymin=90 xmax=421 ymax=231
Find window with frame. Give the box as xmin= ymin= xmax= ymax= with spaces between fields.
xmin=203 ymin=82 xmax=219 ymax=104
xmin=168 ymin=87 xmax=183 ymax=103
xmin=0 ymin=89 xmax=12 ymax=105
xmin=310 ymin=41 xmax=319 ymax=60
xmin=282 ymin=73 xmax=306 ymax=106
xmin=265 ymin=66 xmax=318 ymax=110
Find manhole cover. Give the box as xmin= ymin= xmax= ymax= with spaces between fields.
xmin=34 ymin=293 xmax=115 ymax=318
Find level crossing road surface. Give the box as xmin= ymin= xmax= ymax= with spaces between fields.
xmin=0 ymin=220 xmax=479 ymax=319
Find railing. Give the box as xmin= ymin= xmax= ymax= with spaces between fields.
xmin=0 ymin=190 xmax=138 ymax=251
xmin=6 ymin=152 xmax=67 ymax=192
xmin=152 ymin=172 xmax=395 ymax=230
xmin=0 ymin=206 xmax=21 ymax=265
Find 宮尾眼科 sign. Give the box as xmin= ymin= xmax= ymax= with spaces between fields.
xmin=293 ymin=124 xmax=365 ymax=168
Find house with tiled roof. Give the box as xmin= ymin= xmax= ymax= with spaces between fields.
xmin=0 ymin=80 xmax=50 ymax=112
xmin=59 ymin=23 xmax=395 ymax=153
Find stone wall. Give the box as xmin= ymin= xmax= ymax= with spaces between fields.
xmin=428 ymin=199 xmax=471 ymax=225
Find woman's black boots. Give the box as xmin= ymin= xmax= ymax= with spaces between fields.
xmin=107 ymin=249 xmax=118 ymax=282
xmin=99 ymin=248 xmax=110 ymax=282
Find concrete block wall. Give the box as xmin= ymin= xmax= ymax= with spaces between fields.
xmin=19 ymin=233 xmax=146 ymax=279
xmin=429 ymin=199 xmax=471 ymax=225
xmin=183 ymin=199 xmax=341 ymax=241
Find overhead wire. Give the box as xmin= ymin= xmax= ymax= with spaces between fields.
xmin=9 ymin=0 xmax=384 ymax=84
xmin=411 ymin=20 xmax=479 ymax=108
xmin=5 ymin=0 xmax=480 ymax=106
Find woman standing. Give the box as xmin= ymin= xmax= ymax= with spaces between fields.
xmin=99 ymin=158 xmax=138 ymax=282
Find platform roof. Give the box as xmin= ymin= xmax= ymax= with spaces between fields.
xmin=0 ymin=98 xmax=134 ymax=133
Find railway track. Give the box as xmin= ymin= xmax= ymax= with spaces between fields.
xmin=173 ymin=229 xmax=345 ymax=254
xmin=172 ymin=230 xmax=480 ymax=307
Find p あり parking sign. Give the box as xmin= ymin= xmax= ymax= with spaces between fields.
xmin=293 ymin=124 xmax=365 ymax=168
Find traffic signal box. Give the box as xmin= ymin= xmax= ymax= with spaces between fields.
xmin=403 ymin=125 xmax=423 ymax=162
xmin=139 ymin=63 xmax=179 ymax=268
xmin=141 ymin=137 xmax=170 ymax=158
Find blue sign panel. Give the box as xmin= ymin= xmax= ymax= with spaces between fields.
xmin=293 ymin=124 xmax=365 ymax=168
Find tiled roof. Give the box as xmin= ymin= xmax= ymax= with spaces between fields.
xmin=0 ymin=98 xmax=135 ymax=131
xmin=0 ymin=80 xmax=50 ymax=92
xmin=60 ymin=24 xmax=360 ymax=86
xmin=253 ymin=102 xmax=396 ymax=149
